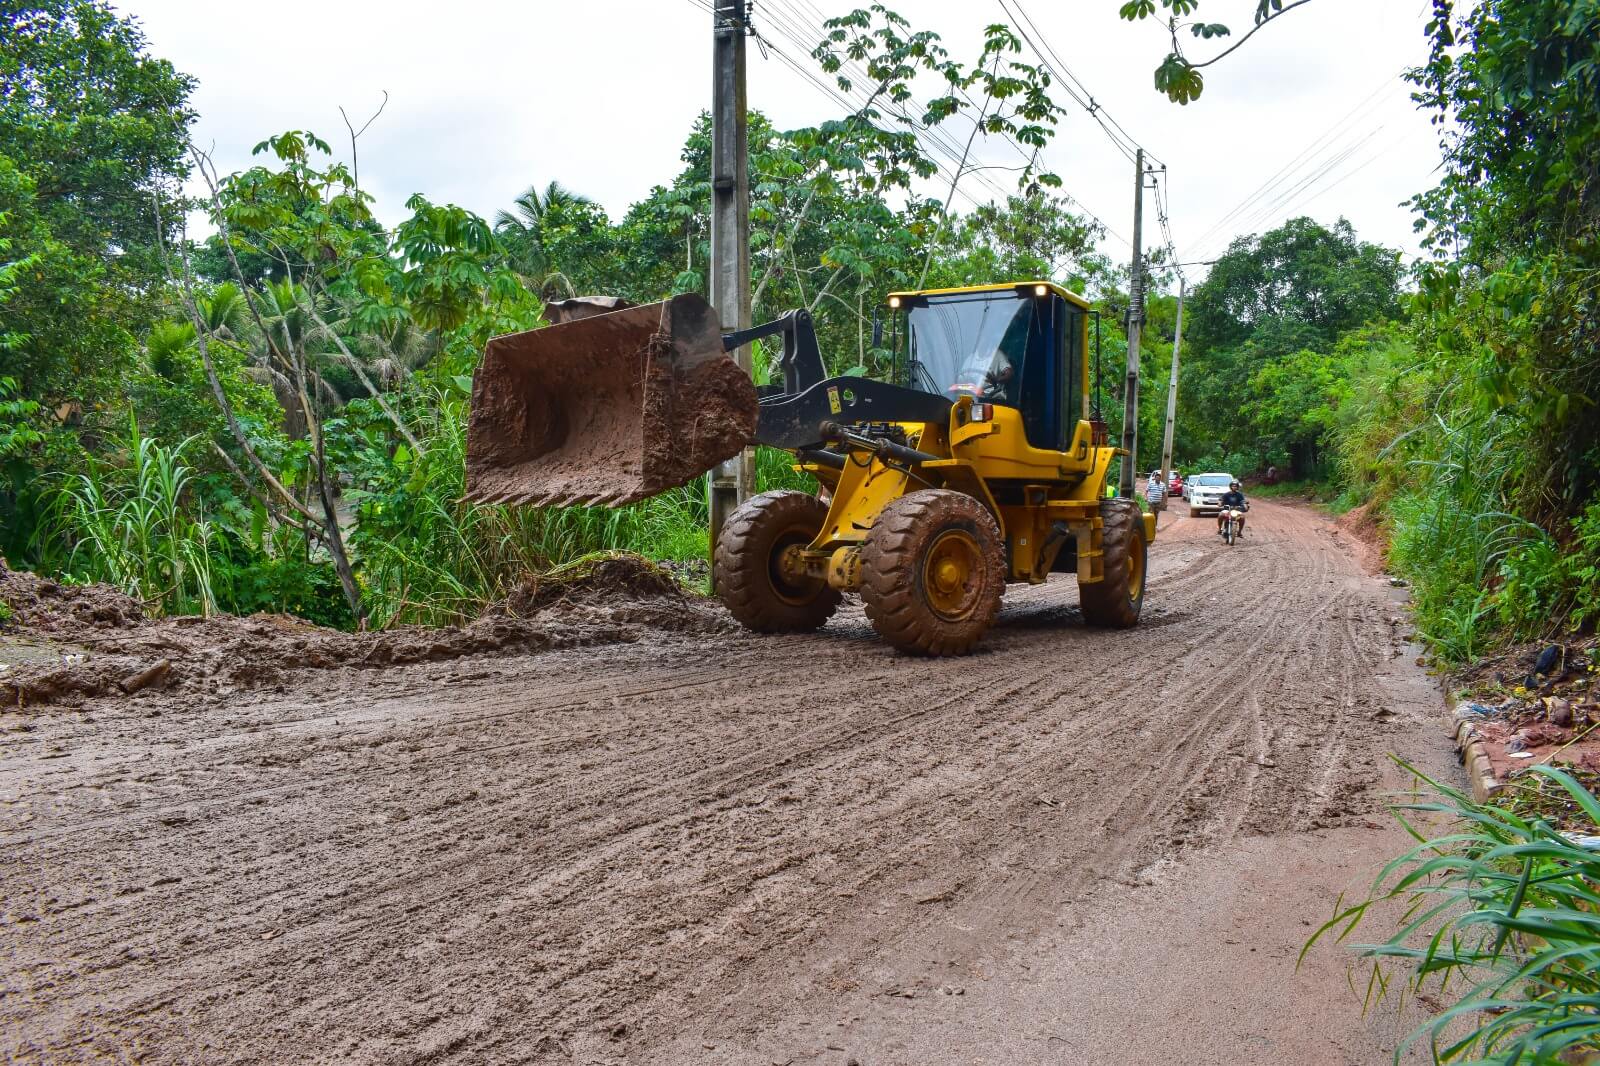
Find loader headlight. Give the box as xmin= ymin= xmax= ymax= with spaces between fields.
xmin=1034 ymin=284 xmax=1048 ymax=296
xmin=888 ymin=296 xmax=901 ymax=308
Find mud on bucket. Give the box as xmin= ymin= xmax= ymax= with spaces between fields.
xmin=464 ymin=293 xmax=759 ymax=508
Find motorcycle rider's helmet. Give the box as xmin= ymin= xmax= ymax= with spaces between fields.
xmin=1230 ymin=479 xmax=1241 ymax=489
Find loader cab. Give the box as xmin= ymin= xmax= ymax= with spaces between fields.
xmin=889 ymin=283 xmax=1090 ymax=453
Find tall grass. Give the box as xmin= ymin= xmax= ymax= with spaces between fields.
xmin=1385 ymin=415 xmax=1554 ymax=661
xmin=56 ymin=426 xmax=220 ymax=616
xmin=1308 ymin=763 xmax=1600 ymax=1064
xmin=350 ymin=384 xmax=819 ymax=626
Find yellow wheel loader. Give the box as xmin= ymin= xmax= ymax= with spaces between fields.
xmin=465 ymin=282 xmax=1154 ymax=655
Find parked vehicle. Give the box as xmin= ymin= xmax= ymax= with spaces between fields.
xmin=1168 ymin=472 xmax=1185 ymax=498
xmin=1186 ymin=473 xmax=1235 ymax=516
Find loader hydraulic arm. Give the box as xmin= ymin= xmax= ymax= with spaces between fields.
xmin=722 ymin=310 xmax=826 ymax=396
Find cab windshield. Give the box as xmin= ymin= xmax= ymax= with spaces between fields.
xmin=902 ymin=293 xmax=1035 ymax=407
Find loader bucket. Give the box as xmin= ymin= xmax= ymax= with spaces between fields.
xmin=465 ymin=293 xmax=759 ymax=507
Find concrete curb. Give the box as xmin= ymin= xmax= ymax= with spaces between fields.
xmin=1449 ymin=704 xmax=1502 ymax=803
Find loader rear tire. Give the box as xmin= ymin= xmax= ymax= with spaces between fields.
xmin=1080 ymin=498 xmax=1146 ymax=628
xmin=861 ymin=490 xmax=1005 ymax=656
xmin=715 ymin=490 xmax=841 ymax=632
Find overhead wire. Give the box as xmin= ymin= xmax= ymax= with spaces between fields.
xmin=1190 ymin=127 xmax=1380 ymax=260
xmin=684 ymin=0 xmax=1142 ymax=255
xmin=993 ymin=0 xmax=1179 ymax=273
xmin=757 ymin=0 xmax=1020 ymax=204
xmin=758 ymin=0 xmax=1134 ymax=249
xmin=1184 ymin=73 xmax=1398 ymax=258
xmin=999 ymin=0 xmax=1155 ymax=169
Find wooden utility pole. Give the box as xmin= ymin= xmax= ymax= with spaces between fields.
xmin=1117 ymin=147 xmax=1145 ymax=498
xmin=1157 ymin=276 xmax=1185 ymax=511
xmin=708 ymin=0 xmax=753 ymax=584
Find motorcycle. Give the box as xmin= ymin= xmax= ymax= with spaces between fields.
xmin=1221 ymin=506 xmax=1247 ymax=545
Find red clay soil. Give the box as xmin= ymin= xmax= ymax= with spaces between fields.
xmin=1 ymin=502 xmax=1456 ymax=1064
xmin=1331 ymin=500 xmax=1388 ymax=576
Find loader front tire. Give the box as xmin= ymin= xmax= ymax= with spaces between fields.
xmin=715 ymin=490 xmax=840 ymax=633
xmin=861 ymin=490 xmax=1005 ymax=656
xmin=1080 ymin=498 xmax=1146 ymax=628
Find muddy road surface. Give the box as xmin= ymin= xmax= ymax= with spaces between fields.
xmin=2 ymin=500 xmax=1454 ymax=1063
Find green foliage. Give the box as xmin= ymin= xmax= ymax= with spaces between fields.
xmin=1176 ymin=217 xmax=1402 ymax=476
xmin=1385 ymin=415 xmax=1543 ymax=661
xmin=12 ymin=6 xmax=1162 ymax=630
xmin=0 ymin=377 xmax=42 ymax=460
xmin=1308 ymin=763 xmax=1600 ymax=1064
xmin=1331 ymin=0 xmax=1600 ymax=659
xmin=55 ymin=425 xmax=220 ymax=616
xmin=1117 ymin=0 xmax=1316 ymax=103
xmin=1572 ymin=504 xmax=1600 ymax=630
xmin=341 ymin=376 xmax=702 ymax=627
xmin=0 ymin=1 xmax=193 ymax=405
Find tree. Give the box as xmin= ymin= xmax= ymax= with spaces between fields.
xmin=1175 ymin=216 xmax=1401 ymax=471
xmin=0 ymin=0 xmax=195 ymax=404
xmin=1410 ymin=0 xmax=1600 ymax=514
xmin=493 ymin=181 xmax=610 ymax=300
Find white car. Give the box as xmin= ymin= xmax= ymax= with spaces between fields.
xmin=1186 ymin=472 xmax=1235 ymax=515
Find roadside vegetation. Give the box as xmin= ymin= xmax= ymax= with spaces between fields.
xmin=1 ymin=2 xmax=1132 ymax=627
xmin=1310 ymin=761 xmax=1600 ymax=1064
xmin=1171 ymin=2 xmax=1600 ymax=665
xmin=3 ymin=0 xmax=1596 ymax=660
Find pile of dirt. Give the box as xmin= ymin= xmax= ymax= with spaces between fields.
xmin=1331 ymin=501 xmax=1387 ymax=576
xmin=491 ymin=553 xmax=688 ymax=616
xmin=0 ymin=554 xmax=728 ymax=710
xmin=0 ymin=564 xmax=144 ymax=632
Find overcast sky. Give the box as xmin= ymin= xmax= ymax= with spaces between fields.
xmin=120 ymin=0 xmax=1443 ymax=282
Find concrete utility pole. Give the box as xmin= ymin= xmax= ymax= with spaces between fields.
xmin=1157 ymin=277 xmax=1185 ymax=512
xmin=708 ymin=0 xmax=753 ymax=584
xmin=1117 ymin=148 xmax=1145 ymax=498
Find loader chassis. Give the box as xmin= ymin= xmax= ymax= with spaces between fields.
xmin=719 ymin=282 xmax=1153 ymax=655
xmin=466 ymin=279 xmax=1152 ymax=656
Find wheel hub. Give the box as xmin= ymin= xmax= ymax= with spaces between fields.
xmin=922 ymin=530 xmax=983 ymax=621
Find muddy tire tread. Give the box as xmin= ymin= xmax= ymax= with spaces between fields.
xmin=715 ymin=490 xmax=840 ymax=633
xmin=1080 ymin=498 xmax=1145 ymax=628
xmin=860 ymin=490 xmax=1005 ymax=656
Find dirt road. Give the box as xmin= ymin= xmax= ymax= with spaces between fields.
xmin=1 ymin=500 xmax=1455 ymax=1063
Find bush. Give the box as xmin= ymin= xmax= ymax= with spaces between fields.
xmin=1308 ymin=763 xmax=1600 ymax=1063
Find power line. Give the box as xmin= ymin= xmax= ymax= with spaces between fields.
xmin=689 ymin=0 xmax=1138 ymax=254
xmin=992 ymin=0 xmax=1177 ymax=270
xmin=999 ymin=0 xmax=1154 ymax=168
xmin=754 ymin=0 xmax=1141 ymax=254
xmin=1184 ymin=74 xmax=1398 ymax=258
xmin=747 ymin=20 xmax=994 ymax=212
xmin=758 ymin=0 xmax=1021 ymax=205
xmin=1191 ymin=127 xmax=1379 ymax=260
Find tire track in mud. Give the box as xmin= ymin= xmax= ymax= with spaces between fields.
xmin=1 ymin=500 xmax=1421 ymax=1064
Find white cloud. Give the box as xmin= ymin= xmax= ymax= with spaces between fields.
xmin=122 ymin=0 xmax=1443 ymax=279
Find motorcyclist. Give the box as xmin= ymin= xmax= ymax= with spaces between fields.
xmin=1217 ymin=479 xmax=1248 ymax=536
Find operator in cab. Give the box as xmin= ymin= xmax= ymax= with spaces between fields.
xmin=1218 ymin=479 xmax=1248 ymax=537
